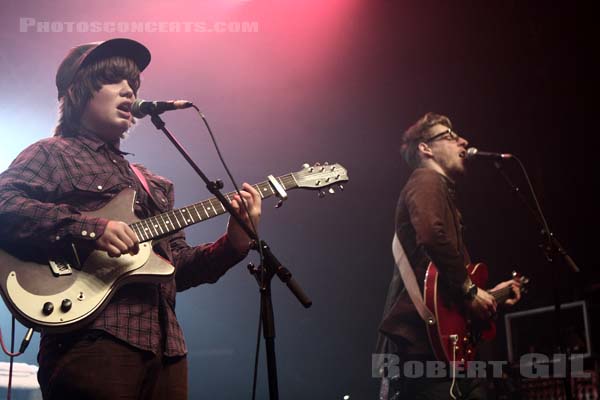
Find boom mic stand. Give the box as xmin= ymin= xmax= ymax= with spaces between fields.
xmin=493 ymin=159 xmax=579 ymax=400
xmin=147 ymin=111 xmax=312 ymax=400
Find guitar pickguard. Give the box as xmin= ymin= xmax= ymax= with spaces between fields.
xmin=5 ymin=242 xmax=153 ymax=328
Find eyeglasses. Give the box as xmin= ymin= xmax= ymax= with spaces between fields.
xmin=423 ymin=129 xmax=461 ymax=143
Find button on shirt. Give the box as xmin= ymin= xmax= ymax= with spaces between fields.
xmin=0 ymin=130 xmax=247 ymax=357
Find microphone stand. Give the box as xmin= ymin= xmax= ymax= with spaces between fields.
xmin=147 ymin=112 xmax=312 ymax=400
xmin=493 ymin=160 xmax=580 ymax=400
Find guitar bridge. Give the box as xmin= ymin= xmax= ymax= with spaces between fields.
xmin=48 ymin=260 xmax=73 ymax=276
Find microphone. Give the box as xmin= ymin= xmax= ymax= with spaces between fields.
xmin=131 ymin=99 xmax=193 ymax=118
xmin=465 ymin=147 xmax=513 ymax=159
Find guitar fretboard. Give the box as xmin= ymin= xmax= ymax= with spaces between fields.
xmin=130 ymin=174 xmax=297 ymax=242
xmin=490 ymin=286 xmax=514 ymax=303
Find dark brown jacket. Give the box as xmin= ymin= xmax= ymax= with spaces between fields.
xmin=377 ymin=168 xmax=470 ymax=357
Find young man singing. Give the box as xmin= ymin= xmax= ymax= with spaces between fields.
xmin=0 ymin=38 xmax=261 ymax=400
xmin=377 ymin=113 xmax=522 ymax=400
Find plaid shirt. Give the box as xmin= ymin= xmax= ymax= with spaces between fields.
xmin=0 ymin=130 xmax=247 ymax=357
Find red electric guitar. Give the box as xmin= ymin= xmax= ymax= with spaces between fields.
xmin=424 ymin=262 xmax=529 ymax=363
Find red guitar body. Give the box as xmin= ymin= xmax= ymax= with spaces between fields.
xmin=424 ymin=262 xmax=496 ymax=363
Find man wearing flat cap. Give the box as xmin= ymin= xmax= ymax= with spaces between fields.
xmin=0 ymin=38 xmax=261 ymax=399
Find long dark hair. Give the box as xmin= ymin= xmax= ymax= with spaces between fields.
xmin=54 ymin=56 xmax=141 ymax=137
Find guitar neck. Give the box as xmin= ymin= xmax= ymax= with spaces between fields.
xmin=490 ymin=286 xmax=513 ymax=304
xmin=129 ymin=174 xmax=297 ymax=242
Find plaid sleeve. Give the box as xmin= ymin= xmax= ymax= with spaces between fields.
xmin=171 ymin=231 xmax=249 ymax=290
xmin=0 ymin=141 xmax=108 ymax=248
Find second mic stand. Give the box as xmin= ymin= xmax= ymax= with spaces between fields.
xmin=493 ymin=160 xmax=580 ymax=400
xmin=148 ymin=112 xmax=311 ymax=400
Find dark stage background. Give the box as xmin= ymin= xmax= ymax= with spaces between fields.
xmin=0 ymin=1 xmax=586 ymax=399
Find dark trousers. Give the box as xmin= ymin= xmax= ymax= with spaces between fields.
xmin=37 ymin=331 xmax=187 ymax=400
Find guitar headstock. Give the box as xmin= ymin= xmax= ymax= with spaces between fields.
xmin=292 ymin=162 xmax=349 ymax=196
xmin=512 ymin=271 xmax=530 ymax=294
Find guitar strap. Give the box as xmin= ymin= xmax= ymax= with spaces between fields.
xmin=392 ymin=233 xmax=436 ymax=325
xmin=130 ymin=164 xmax=152 ymax=196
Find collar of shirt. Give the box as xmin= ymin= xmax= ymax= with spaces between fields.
xmin=76 ymin=128 xmax=133 ymax=157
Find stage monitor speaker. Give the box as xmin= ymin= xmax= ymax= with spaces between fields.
xmin=505 ymin=300 xmax=592 ymax=363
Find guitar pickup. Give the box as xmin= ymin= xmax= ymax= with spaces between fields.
xmin=48 ymin=260 xmax=73 ymax=276
xmin=48 ymin=242 xmax=82 ymax=276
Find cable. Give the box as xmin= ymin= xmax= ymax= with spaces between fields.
xmin=192 ymin=106 xmax=262 ymax=247
xmin=0 ymin=322 xmax=23 ymax=357
xmin=511 ymin=156 xmax=553 ymax=244
xmin=251 ymin=301 xmax=263 ymax=400
xmin=192 ymin=106 xmax=266 ymax=400
xmin=449 ymin=335 xmax=458 ymax=400
xmin=7 ymin=317 xmax=16 ymax=400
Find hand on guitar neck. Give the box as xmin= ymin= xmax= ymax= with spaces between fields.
xmin=225 ymin=182 xmax=262 ymax=254
xmin=467 ymin=278 xmax=522 ymax=320
xmin=489 ymin=277 xmax=523 ymax=306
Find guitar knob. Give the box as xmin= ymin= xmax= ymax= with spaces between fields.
xmin=318 ymin=190 xmax=326 ymax=198
xmin=328 ymin=188 xmax=335 ymax=194
xmin=42 ymin=302 xmax=54 ymax=316
xmin=61 ymin=299 xmax=72 ymax=312
xmin=338 ymin=184 xmax=344 ymax=191
xmin=302 ymin=163 xmax=310 ymax=169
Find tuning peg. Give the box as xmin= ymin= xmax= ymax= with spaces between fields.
xmin=247 ymin=262 xmax=257 ymax=274
xmin=338 ymin=184 xmax=344 ymax=191
xmin=302 ymin=163 xmax=310 ymax=169
xmin=318 ymin=190 xmax=326 ymax=198
xmin=324 ymin=161 xmax=329 ymax=165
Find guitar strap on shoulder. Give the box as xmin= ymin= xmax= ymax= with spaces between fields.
xmin=130 ymin=164 xmax=152 ymax=196
xmin=392 ymin=233 xmax=436 ymax=325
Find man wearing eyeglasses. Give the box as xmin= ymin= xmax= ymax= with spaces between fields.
xmin=376 ymin=112 xmax=520 ymax=399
